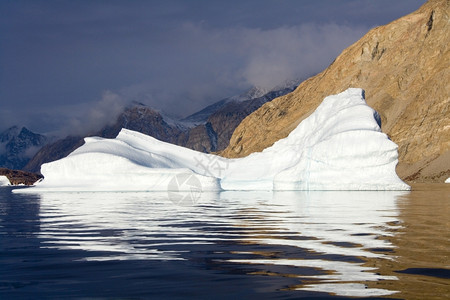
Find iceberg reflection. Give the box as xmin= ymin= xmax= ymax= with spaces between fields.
xmin=37 ymin=190 xmax=407 ymax=297
xmin=225 ymin=191 xmax=405 ymax=297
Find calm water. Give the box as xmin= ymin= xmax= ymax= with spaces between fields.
xmin=0 ymin=185 xmax=449 ymax=299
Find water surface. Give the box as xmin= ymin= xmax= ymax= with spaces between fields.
xmin=1 ymin=185 xmax=449 ymax=298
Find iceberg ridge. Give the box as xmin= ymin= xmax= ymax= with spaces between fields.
xmin=18 ymin=88 xmax=410 ymax=192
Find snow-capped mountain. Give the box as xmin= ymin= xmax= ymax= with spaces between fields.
xmin=0 ymin=126 xmax=47 ymax=170
xmin=182 ymin=80 xmax=299 ymax=125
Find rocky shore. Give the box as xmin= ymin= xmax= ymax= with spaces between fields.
xmin=0 ymin=168 xmax=43 ymax=186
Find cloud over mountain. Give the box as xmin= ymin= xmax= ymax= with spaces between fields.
xmin=0 ymin=0 xmax=423 ymax=134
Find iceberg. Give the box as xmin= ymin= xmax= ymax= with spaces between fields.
xmin=17 ymin=88 xmax=409 ymax=192
xmin=0 ymin=175 xmax=10 ymax=186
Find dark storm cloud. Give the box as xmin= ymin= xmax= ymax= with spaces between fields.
xmin=0 ymin=0 xmax=425 ymax=135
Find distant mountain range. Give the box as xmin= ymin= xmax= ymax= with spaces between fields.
xmin=7 ymin=82 xmax=298 ymax=173
xmin=0 ymin=126 xmax=47 ymax=170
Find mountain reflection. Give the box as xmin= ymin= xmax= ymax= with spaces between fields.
xmin=36 ymin=190 xmax=408 ymax=297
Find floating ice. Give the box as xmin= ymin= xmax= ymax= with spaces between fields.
xmin=0 ymin=175 xmax=10 ymax=186
xmin=17 ymin=88 xmax=409 ymax=192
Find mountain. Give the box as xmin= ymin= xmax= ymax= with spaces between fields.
xmin=181 ymin=86 xmax=282 ymax=125
xmin=221 ymin=0 xmax=449 ymax=183
xmin=98 ymin=104 xmax=188 ymax=143
xmin=25 ymin=82 xmax=298 ymax=172
xmin=19 ymin=89 xmax=409 ymax=192
xmin=182 ymin=82 xmax=299 ymax=125
xmin=0 ymin=126 xmax=47 ymax=170
xmin=184 ymin=82 xmax=299 ymax=152
xmin=23 ymin=136 xmax=85 ymax=173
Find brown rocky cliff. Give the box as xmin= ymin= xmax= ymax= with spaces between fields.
xmin=221 ymin=0 xmax=449 ymax=183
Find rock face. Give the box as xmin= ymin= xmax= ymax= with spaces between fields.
xmin=221 ymin=0 xmax=449 ymax=183
xmin=0 ymin=126 xmax=47 ymax=170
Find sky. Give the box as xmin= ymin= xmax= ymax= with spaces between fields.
xmin=0 ymin=0 xmax=425 ymax=136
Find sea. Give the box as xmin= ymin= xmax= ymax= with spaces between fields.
xmin=0 ymin=184 xmax=449 ymax=299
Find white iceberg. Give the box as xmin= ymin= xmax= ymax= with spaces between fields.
xmin=0 ymin=175 xmax=10 ymax=186
xmin=17 ymin=88 xmax=409 ymax=192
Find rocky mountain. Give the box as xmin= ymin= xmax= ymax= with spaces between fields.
xmin=25 ymin=83 xmax=298 ymax=172
xmin=182 ymin=85 xmax=290 ymax=125
xmin=184 ymin=83 xmax=299 ymax=152
xmin=221 ymin=0 xmax=449 ymax=183
xmin=99 ymin=103 xmax=189 ymax=143
xmin=0 ymin=126 xmax=47 ymax=170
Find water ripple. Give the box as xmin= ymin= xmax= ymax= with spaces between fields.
xmin=27 ymin=190 xmax=408 ymax=297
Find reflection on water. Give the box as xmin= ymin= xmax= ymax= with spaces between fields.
xmin=34 ymin=190 xmax=407 ymax=297
xmin=2 ymin=186 xmax=449 ymax=298
xmin=227 ymin=191 xmax=403 ymax=297
xmin=365 ymin=184 xmax=450 ymax=299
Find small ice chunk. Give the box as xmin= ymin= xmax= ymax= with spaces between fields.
xmin=0 ymin=175 xmax=10 ymax=186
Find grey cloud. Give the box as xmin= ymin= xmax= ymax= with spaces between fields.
xmin=0 ymin=142 xmax=6 ymax=156
xmin=23 ymin=145 xmax=43 ymax=159
xmin=115 ymin=22 xmax=368 ymax=114
xmin=7 ymin=91 xmax=128 ymax=137
xmin=59 ymin=91 xmax=127 ymax=136
xmin=0 ymin=109 xmax=16 ymax=132
xmin=236 ymin=23 xmax=368 ymax=89
xmin=0 ymin=0 xmax=424 ymax=135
